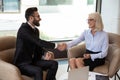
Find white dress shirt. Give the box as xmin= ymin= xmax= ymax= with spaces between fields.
xmin=67 ymin=29 xmax=109 ymax=61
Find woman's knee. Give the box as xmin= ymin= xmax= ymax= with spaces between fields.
xmin=69 ymin=58 xmax=76 ymax=63
xmin=75 ymin=58 xmax=84 ymax=64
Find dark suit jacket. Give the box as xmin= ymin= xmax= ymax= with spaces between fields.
xmin=13 ymin=22 xmax=55 ymax=66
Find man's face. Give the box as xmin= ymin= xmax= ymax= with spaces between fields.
xmin=32 ymin=11 xmax=41 ymax=26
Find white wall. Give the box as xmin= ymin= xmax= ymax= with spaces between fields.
xmin=101 ymin=0 xmax=120 ymax=34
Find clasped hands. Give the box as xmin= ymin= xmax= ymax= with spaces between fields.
xmin=57 ymin=43 xmax=67 ymax=51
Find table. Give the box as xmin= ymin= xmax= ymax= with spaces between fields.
xmin=58 ymin=71 xmax=109 ymax=80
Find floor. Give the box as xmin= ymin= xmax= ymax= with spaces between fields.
xmin=56 ymin=59 xmax=68 ymax=79
xmin=56 ymin=59 xmax=120 ymax=80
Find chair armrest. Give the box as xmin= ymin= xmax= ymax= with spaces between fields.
xmin=0 ymin=60 xmax=23 ymax=80
xmin=68 ymin=42 xmax=86 ymax=58
xmin=108 ymin=48 xmax=120 ymax=77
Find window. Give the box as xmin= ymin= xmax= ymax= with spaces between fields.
xmin=0 ymin=0 xmax=97 ymax=40
xmin=40 ymin=0 xmax=72 ymax=5
xmin=0 ymin=0 xmax=20 ymax=12
xmin=0 ymin=0 xmax=2 ymax=12
xmin=39 ymin=0 xmax=97 ymax=41
xmin=87 ymin=0 xmax=94 ymax=5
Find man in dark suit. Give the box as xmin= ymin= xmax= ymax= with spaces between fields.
xmin=13 ymin=7 xmax=58 ymax=80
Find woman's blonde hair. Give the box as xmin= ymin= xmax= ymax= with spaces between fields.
xmin=88 ymin=12 xmax=104 ymax=31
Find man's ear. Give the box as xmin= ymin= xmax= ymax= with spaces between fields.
xmin=29 ymin=16 xmax=34 ymax=21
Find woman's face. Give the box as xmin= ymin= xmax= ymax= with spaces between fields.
xmin=87 ymin=17 xmax=96 ymax=29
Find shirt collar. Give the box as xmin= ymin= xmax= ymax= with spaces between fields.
xmin=27 ymin=22 xmax=35 ymax=29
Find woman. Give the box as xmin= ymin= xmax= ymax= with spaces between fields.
xmin=58 ymin=12 xmax=109 ymax=71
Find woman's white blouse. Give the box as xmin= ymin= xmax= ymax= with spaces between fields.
xmin=67 ymin=29 xmax=109 ymax=61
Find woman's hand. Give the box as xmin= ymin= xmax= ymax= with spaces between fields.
xmin=83 ymin=54 xmax=91 ymax=59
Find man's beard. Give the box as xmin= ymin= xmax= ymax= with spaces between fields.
xmin=33 ymin=20 xmax=40 ymax=26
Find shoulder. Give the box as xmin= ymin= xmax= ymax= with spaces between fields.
xmin=101 ymin=31 xmax=108 ymax=36
xmin=83 ymin=29 xmax=91 ymax=34
xmin=21 ymin=22 xmax=28 ymax=27
xmin=84 ymin=29 xmax=90 ymax=32
xmin=99 ymin=31 xmax=108 ymax=39
xmin=19 ymin=23 xmax=28 ymax=30
xmin=18 ymin=23 xmax=31 ymax=34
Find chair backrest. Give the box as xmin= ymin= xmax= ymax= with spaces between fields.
xmin=0 ymin=36 xmax=16 ymax=63
xmin=106 ymin=33 xmax=120 ymax=61
xmin=106 ymin=33 xmax=120 ymax=77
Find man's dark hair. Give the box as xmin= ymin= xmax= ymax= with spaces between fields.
xmin=25 ymin=7 xmax=38 ymax=21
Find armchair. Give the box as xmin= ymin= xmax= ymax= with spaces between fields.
xmin=0 ymin=36 xmax=47 ymax=80
xmin=67 ymin=33 xmax=120 ymax=80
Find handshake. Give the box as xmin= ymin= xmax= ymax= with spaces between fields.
xmin=44 ymin=43 xmax=67 ymax=60
xmin=57 ymin=43 xmax=67 ymax=51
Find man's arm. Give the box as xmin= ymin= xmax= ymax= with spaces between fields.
xmin=19 ymin=27 xmax=55 ymax=49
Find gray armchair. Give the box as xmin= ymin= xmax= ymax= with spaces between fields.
xmin=67 ymin=33 xmax=120 ymax=80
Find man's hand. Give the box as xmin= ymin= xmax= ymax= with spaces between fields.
xmin=44 ymin=51 xmax=54 ymax=60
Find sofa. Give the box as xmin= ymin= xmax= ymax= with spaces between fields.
xmin=67 ymin=32 xmax=120 ymax=78
xmin=0 ymin=36 xmax=47 ymax=80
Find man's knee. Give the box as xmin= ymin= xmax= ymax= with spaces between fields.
xmin=35 ymin=68 xmax=43 ymax=74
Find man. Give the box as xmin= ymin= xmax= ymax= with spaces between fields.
xmin=13 ymin=7 xmax=58 ymax=80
